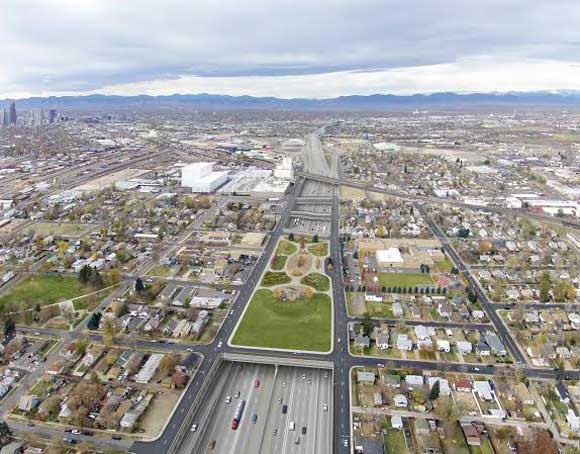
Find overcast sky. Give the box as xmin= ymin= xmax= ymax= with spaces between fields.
xmin=2 ymin=0 xmax=580 ymax=99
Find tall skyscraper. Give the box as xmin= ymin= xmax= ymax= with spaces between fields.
xmin=49 ymin=109 xmax=57 ymax=124
xmin=9 ymin=101 xmax=16 ymax=125
xmin=1 ymin=109 xmax=7 ymax=127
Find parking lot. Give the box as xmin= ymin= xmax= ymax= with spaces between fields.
xmin=181 ymin=360 xmax=333 ymax=454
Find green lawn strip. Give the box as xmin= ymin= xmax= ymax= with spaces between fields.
xmin=271 ymin=255 xmax=288 ymax=271
xmin=479 ymin=437 xmax=495 ymax=454
xmin=232 ymin=289 xmax=331 ymax=351
xmin=308 ymin=243 xmax=328 ymax=256
xmin=379 ymin=273 xmax=434 ymax=288
xmin=0 ymin=275 xmax=91 ymax=312
xmin=261 ymin=271 xmax=291 ymax=287
xmin=300 ymin=272 xmax=330 ymax=291
xmin=383 ymin=424 xmax=408 ymax=454
xmin=276 ymin=240 xmax=297 ymax=256
xmin=434 ymin=258 xmax=453 ymax=273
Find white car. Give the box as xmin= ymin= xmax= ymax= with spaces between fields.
xmin=323 ymin=404 xmax=328 ymax=412
xmin=217 ymin=341 xmax=223 ymax=348
xmin=301 ymin=374 xmax=306 ymax=380
xmin=191 ymin=424 xmax=198 ymax=432
xmin=225 ymin=396 xmax=231 ymax=404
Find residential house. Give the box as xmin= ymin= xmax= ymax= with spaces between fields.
xmin=436 ymin=339 xmax=451 ymax=353
xmin=556 ymin=383 xmax=571 ymax=404
xmin=391 ymin=415 xmax=403 ymax=430
xmin=393 ymin=394 xmax=408 ymax=408
xmin=376 ymin=333 xmax=389 ymax=350
xmin=461 ymin=424 xmax=481 ymax=446
xmin=484 ymin=332 xmax=507 ymax=357
xmin=357 ymin=371 xmax=375 ymax=385
xmin=397 ymin=334 xmax=413 ymax=351
xmin=354 ymin=335 xmax=370 ymax=349
xmin=474 ymin=381 xmax=494 ymax=401
xmin=457 ymin=341 xmax=472 ymax=355
xmin=427 ymin=377 xmax=451 ymax=396
xmin=392 ymin=302 xmax=404 ymax=317
xmin=382 ymin=374 xmax=401 ymax=388
xmin=405 ymin=375 xmax=424 ymax=390
xmin=454 ymin=379 xmax=472 ymax=393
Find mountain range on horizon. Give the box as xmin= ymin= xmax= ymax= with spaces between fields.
xmin=3 ymin=90 xmax=580 ymax=111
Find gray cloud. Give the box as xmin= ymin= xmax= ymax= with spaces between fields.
xmin=1 ymin=0 xmax=580 ymax=96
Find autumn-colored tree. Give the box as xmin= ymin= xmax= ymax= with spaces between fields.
xmin=159 ymin=353 xmax=181 ymax=377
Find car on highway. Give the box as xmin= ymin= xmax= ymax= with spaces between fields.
xmin=323 ymin=404 xmax=328 ymax=412
xmin=235 ymin=391 xmax=240 ymax=398
xmin=217 ymin=341 xmax=223 ymax=348
xmin=301 ymin=373 xmax=306 ymax=380
xmin=289 ymin=421 xmax=295 ymax=431
xmin=343 ymin=439 xmax=348 ymax=447
xmin=63 ymin=438 xmax=79 ymax=444
xmin=71 ymin=429 xmax=82 ymax=435
xmin=191 ymin=423 xmax=198 ymax=432
xmin=282 ymin=381 xmax=287 ymax=387
xmin=278 ymin=397 xmax=283 ymax=404
xmin=295 ymin=437 xmax=300 ymax=445
xmin=282 ymin=404 xmax=288 ymax=414
xmin=323 ymin=371 xmax=328 ymax=378
xmin=251 ymin=412 xmax=258 ymax=424
xmin=302 ymin=426 xmax=307 ymax=435
xmin=273 ymin=428 xmax=278 ymax=436
xmin=225 ymin=396 xmax=231 ymax=404
xmin=472 ymin=367 xmax=480 ymax=372
xmin=254 ymin=379 xmax=260 ymax=388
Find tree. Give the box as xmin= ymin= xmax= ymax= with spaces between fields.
xmin=159 ymin=353 xmax=181 ymax=377
xmin=135 ymin=277 xmax=145 ymax=293
xmin=362 ymin=315 xmax=374 ymax=336
xmin=554 ymin=280 xmax=576 ymax=302
xmin=539 ymin=271 xmax=551 ymax=302
xmin=288 ymin=233 xmax=295 ymax=242
xmin=429 ymin=380 xmax=440 ymax=401
xmin=312 ymin=234 xmax=319 ymax=243
xmin=3 ymin=318 xmax=15 ymax=337
xmin=102 ymin=319 xmax=115 ymax=348
xmin=434 ymin=396 xmax=460 ymax=435
xmin=75 ymin=338 xmax=89 ymax=355
xmin=78 ymin=265 xmax=91 ymax=284
xmin=87 ymin=312 xmax=102 ymax=330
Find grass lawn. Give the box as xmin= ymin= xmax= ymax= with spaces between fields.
xmin=443 ymin=423 xmax=470 ymax=454
xmin=25 ymin=221 xmax=97 ymax=237
xmin=231 ymin=289 xmax=331 ymax=351
xmin=471 ymin=437 xmax=495 ymax=454
xmin=261 ymin=271 xmax=291 ymax=287
xmin=308 ymin=242 xmax=328 ymax=256
xmin=0 ymin=275 xmax=91 ymax=312
xmin=271 ymin=255 xmax=288 ymax=271
xmin=379 ymin=273 xmax=434 ymax=288
xmin=300 ymin=273 xmax=330 ymax=291
xmin=434 ymin=258 xmax=454 ymax=273
xmin=384 ymin=427 xmax=408 ymax=454
xmin=276 ymin=240 xmax=297 ymax=256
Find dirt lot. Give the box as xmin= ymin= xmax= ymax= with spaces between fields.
xmin=138 ymin=389 xmax=181 ymax=439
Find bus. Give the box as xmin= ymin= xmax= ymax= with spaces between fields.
xmin=231 ymin=400 xmax=246 ymax=430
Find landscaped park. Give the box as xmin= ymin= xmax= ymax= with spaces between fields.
xmin=231 ymin=235 xmax=333 ymax=352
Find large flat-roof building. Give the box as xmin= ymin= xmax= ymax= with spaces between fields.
xmin=181 ymin=162 xmax=228 ymax=193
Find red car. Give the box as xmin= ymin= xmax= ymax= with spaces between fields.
xmin=254 ymin=379 xmax=260 ymax=388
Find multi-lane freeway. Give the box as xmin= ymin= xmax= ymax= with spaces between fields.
xmin=8 ymin=128 xmax=580 ymax=454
